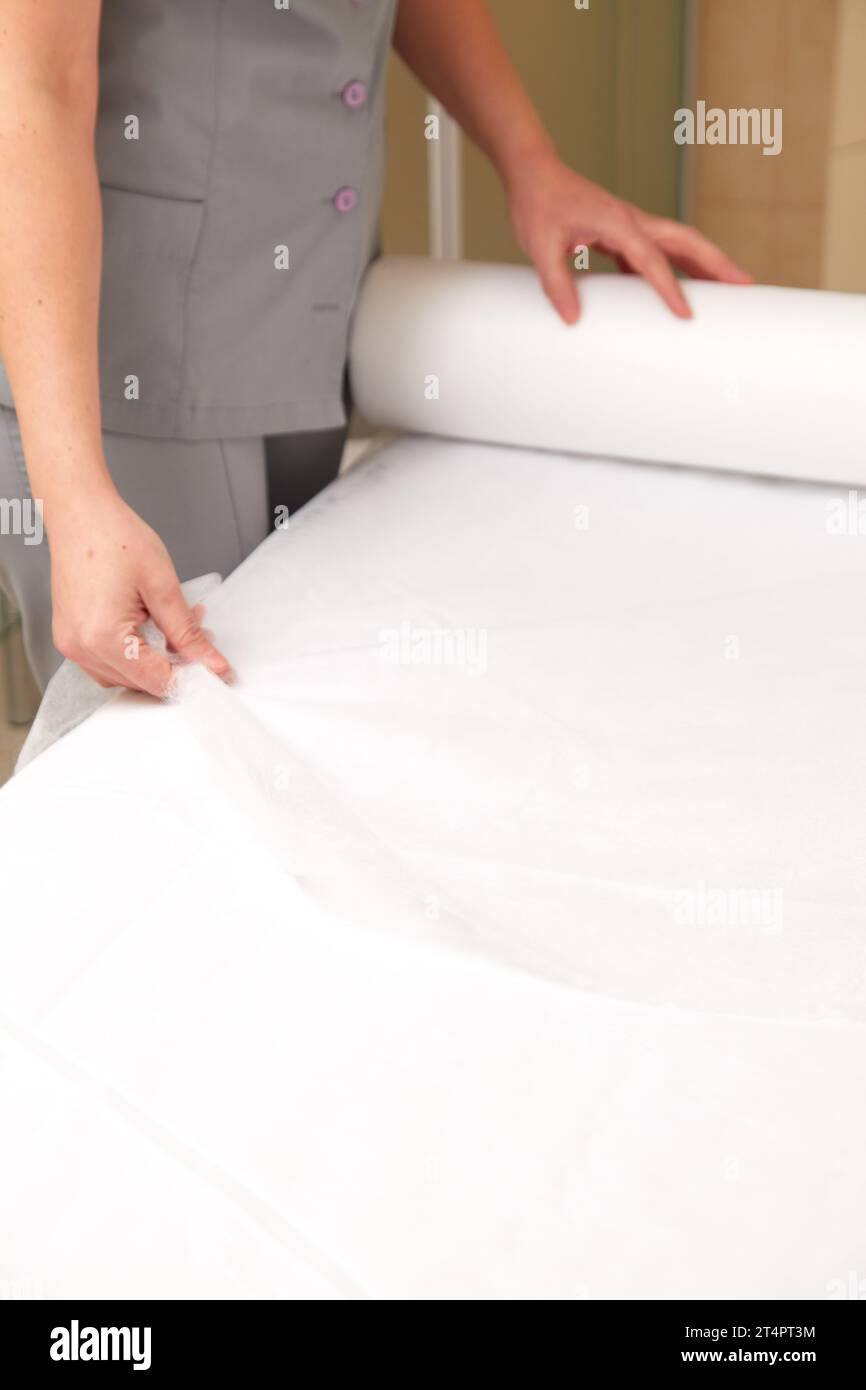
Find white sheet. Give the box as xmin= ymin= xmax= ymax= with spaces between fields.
xmin=2 ymin=435 xmax=865 ymax=1299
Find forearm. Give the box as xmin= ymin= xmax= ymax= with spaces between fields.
xmin=0 ymin=84 xmax=112 ymax=534
xmin=393 ymin=0 xmax=556 ymax=188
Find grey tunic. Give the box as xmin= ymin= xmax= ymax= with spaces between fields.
xmin=0 ymin=0 xmax=397 ymax=439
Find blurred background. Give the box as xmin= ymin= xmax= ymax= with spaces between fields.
xmin=383 ymin=0 xmax=865 ymax=291
xmin=2 ymin=0 xmax=863 ymax=780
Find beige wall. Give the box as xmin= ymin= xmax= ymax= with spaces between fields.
xmin=381 ymin=54 xmax=430 ymax=257
xmin=822 ymin=0 xmax=866 ymax=290
xmin=690 ymin=0 xmax=839 ymax=288
xmin=383 ymin=0 xmax=860 ymax=293
xmin=382 ymin=0 xmax=686 ymax=266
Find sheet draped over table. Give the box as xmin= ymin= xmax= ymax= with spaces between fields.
xmin=2 ymin=440 xmax=865 ymax=1298
xmin=1 ymin=263 xmax=865 ymax=1298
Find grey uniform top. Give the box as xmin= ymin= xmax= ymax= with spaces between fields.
xmin=0 ymin=0 xmax=397 ymax=440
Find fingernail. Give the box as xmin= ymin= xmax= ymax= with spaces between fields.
xmin=207 ymin=660 xmax=235 ymax=683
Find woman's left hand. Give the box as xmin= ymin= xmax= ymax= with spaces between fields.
xmin=505 ymin=151 xmax=752 ymax=323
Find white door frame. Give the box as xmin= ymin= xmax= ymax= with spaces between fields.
xmin=426 ymin=97 xmax=463 ymax=259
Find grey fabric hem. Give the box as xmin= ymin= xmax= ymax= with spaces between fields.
xmin=91 ymin=394 xmax=348 ymax=442
xmin=0 ymin=376 xmax=348 ymax=443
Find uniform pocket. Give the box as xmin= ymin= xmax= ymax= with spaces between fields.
xmin=98 ymin=185 xmax=205 ymax=408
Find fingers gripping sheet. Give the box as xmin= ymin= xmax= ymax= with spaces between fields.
xmin=2 ymin=261 xmax=866 ymax=1299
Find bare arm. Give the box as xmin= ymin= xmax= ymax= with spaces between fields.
xmin=0 ymin=1 xmax=107 ymax=508
xmin=394 ymin=0 xmax=553 ymax=191
xmin=0 ymin=0 xmax=229 ymax=693
xmin=394 ymin=0 xmax=751 ymax=321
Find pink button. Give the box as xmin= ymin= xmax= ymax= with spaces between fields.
xmin=334 ymin=186 xmax=359 ymax=214
xmin=342 ymin=80 xmax=368 ymax=109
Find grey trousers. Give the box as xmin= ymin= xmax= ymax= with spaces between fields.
xmin=0 ymin=406 xmax=343 ymax=690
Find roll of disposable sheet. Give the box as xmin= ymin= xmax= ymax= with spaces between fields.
xmin=350 ymin=256 xmax=866 ymax=485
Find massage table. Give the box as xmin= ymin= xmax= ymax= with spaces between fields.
xmin=1 ymin=259 xmax=865 ymax=1300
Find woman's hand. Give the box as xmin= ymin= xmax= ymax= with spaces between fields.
xmin=49 ymin=488 xmax=232 ymax=696
xmin=505 ymin=151 xmax=752 ymax=323
xmin=0 ymin=4 xmax=229 ymax=700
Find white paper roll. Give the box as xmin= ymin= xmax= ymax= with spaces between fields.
xmin=350 ymin=256 xmax=866 ymax=485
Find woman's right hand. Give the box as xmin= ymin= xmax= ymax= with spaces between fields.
xmin=49 ymin=487 xmax=233 ymax=696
